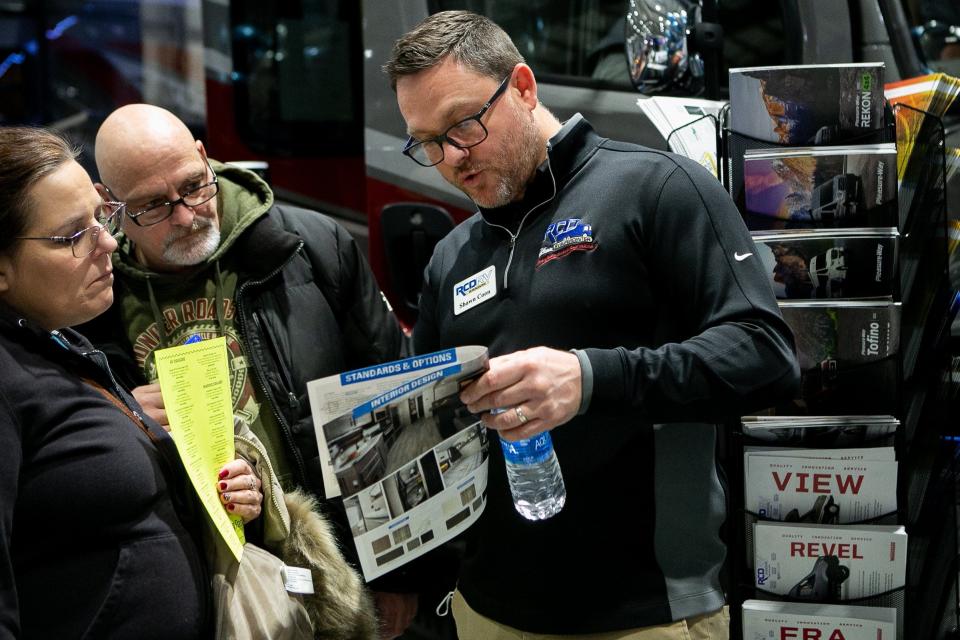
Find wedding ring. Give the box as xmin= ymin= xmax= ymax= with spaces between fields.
xmin=514 ymin=406 xmax=528 ymax=424
xmin=248 ymin=477 xmax=256 ymax=491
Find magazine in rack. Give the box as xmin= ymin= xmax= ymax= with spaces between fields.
xmin=635 ymin=95 xmax=724 ymax=177
xmin=741 ymin=600 xmax=897 ymax=640
xmin=740 ymin=415 xmax=899 ymax=447
xmin=884 ymin=72 xmax=960 ymax=182
xmin=743 ymin=446 xmax=898 ymax=524
xmin=306 ymin=346 xmax=489 ymax=580
xmin=774 ymin=301 xmax=901 ymax=415
xmin=742 ymin=144 xmax=897 ymax=228
xmin=751 ymin=228 xmax=898 ymax=299
xmin=753 ymin=521 xmax=907 ymax=600
xmin=728 ymin=63 xmax=886 ymax=145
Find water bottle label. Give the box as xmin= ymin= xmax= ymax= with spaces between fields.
xmin=500 ymin=432 xmax=553 ymax=465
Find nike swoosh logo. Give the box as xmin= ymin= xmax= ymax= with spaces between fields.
xmin=734 ymin=252 xmax=753 ymax=261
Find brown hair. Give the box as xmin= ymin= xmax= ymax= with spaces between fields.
xmin=384 ymin=10 xmax=524 ymax=89
xmin=0 ymin=127 xmax=79 ymax=254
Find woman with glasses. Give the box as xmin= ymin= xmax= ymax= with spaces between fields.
xmin=0 ymin=127 xmax=261 ymax=638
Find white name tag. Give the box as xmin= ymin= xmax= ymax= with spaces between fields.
xmin=282 ymin=565 xmax=315 ymax=594
xmin=453 ymin=265 xmax=497 ymax=316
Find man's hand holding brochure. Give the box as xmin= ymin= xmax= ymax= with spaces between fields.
xmin=307 ymin=346 xmax=490 ymax=581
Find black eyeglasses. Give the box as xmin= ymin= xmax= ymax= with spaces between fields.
xmin=110 ymin=159 xmax=219 ymax=227
xmin=17 ymin=201 xmax=125 ymax=258
xmin=402 ymin=75 xmax=512 ymax=167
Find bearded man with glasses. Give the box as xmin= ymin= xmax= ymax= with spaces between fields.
xmin=77 ymin=104 xmax=419 ymax=638
xmin=387 ymin=11 xmax=800 ymax=640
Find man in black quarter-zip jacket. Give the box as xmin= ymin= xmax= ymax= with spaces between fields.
xmin=386 ymin=11 xmax=800 ymax=640
xmin=77 ymin=103 xmax=420 ymax=638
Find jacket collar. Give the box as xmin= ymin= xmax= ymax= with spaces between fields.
xmin=546 ymin=113 xmax=603 ymax=184
xmin=232 ymin=206 xmax=303 ymax=280
xmin=0 ymin=300 xmax=111 ymax=374
xmin=477 ymin=114 xmax=602 ymax=229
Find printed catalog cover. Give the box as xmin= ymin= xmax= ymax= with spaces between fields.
xmin=743 ymin=144 xmax=897 ymax=227
xmin=743 ymin=446 xmax=898 ymax=523
xmin=753 ymin=522 xmax=907 ymax=600
xmin=751 ymin=228 xmax=898 ymax=299
xmin=775 ymin=301 xmax=901 ymax=415
xmin=729 ymin=63 xmax=885 ymax=145
xmin=742 ymin=600 xmax=897 ymax=640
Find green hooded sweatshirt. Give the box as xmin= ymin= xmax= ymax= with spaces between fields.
xmin=112 ymin=160 xmax=294 ymax=487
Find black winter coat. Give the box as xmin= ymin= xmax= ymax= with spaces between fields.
xmin=0 ymin=306 xmax=208 ymax=639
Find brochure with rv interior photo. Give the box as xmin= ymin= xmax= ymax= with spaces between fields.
xmin=307 ymin=346 xmax=490 ymax=580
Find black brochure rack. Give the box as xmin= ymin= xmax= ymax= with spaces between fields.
xmin=710 ymin=101 xmax=958 ymax=640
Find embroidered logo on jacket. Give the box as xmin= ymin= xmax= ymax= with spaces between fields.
xmin=536 ymin=217 xmax=597 ymax=269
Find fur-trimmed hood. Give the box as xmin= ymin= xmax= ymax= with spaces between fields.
xmin=280 ymin=490 xmax=377 ymax=640
xmin=210 ymin=424 xmax=377 ymax=639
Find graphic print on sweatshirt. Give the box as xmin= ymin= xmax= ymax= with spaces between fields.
xmin=132 ymin=296 xmax=261 ymax=425
xmin=536 ymin=217 xmax=597 ymax=269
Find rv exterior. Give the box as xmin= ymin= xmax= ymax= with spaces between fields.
xmin=810 ymin=173 xmax=862 ymax=222
xmin=809 ymin=247 xmax=848 ymax=297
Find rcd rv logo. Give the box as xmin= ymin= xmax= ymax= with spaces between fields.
xmin=455 ymin=271 xmax=491 ymax=297
xmin=453 ymin=265 xmax=497 ymax=316
xmin=544 ymin=218 xmax=591 ymax=244
xmin=536 ymin=217 xmax=597 ymax=269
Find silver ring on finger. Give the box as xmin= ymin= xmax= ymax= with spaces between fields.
xmin=514 ymin=406 xmax=529 ymax=425
xmin=248 ymin=477 xmax=255 ymax=491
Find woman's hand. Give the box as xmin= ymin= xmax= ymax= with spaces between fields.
xmin=217 ymin=458 xmax=263 ymax=524
xmin=132 ymin=383 xmax=169 ymax=431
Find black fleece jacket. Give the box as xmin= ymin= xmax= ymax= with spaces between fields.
xmin=414 ymin=115 xmax=800 ymax=633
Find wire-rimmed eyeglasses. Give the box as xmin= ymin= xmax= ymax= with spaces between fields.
xmin=17 ymin=201 xmax=125 ymax=258
xmin=109 ymin=159 xmax=219 ymax=227
xmin=402 ymin=75 xmax=512 ymax=167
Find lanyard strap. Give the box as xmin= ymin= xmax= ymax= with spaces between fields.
xmin=80 ymin=376 xmax=158 ymax=444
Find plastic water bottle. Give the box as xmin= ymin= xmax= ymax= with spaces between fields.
xmin=500 ymin=431 xmax=566 ymax=520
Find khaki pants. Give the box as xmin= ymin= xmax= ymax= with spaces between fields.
xmin=451 ymin=590 xmax=729 ymax=640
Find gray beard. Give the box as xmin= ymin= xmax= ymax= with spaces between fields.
xmin=161 ymin=221 xmax=221 ymax=266
xmin=469 ymin=111 xmax=544 ymax=209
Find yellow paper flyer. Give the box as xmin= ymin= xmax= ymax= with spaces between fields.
xmin=154 ymin=336 xmax=244 ymax=561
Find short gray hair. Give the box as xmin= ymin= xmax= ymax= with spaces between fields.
xmin=384 ymin=11 xmax=524 ymax=89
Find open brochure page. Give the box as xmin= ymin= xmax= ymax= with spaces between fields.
xmin=742 ymin=600 xmax=897 ymax=640
xmin=635 ymin=95 xmax=723 ymax=177
xmin=744 ymin=447 xmax=898 ymax=523
xmin=307 ymin=346 xmax=490 ymax=580
xmin=753 ymin=522 xmax=907 ymax=600
xmin=307 ymin=346 xmax=484 ymax=497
